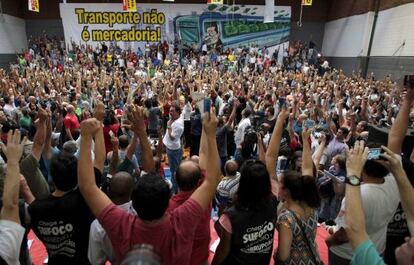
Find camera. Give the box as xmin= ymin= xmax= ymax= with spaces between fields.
xmin=244 ymin=126 xmax=258 ymax=144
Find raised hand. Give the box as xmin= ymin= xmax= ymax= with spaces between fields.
xmin=278 ymin=106 xmax=290 ymax=121
xmin=128 ymin=105 xmax=146 ymax=135
xmin=37 ymin=107 xmax=48 ymax=122
xmin=1 ymin=130 xmax=27 ymax=164
xmin=346 ymin=140 xmax=369 ymax=177
xmin=93 ymin=102 xmax=106 ymax=122
xmin=80 ymin=118 xmax=101 ymax=138
xmin=380 ymin=145 xmax=403 ymax=173
xmin=111 ymin=135 xmax=119 ymax=150
xmin=319 ymin=132 xmax=327 ymax=143
xmin=202 ymin=108 xmax=218 ymax=136
xmin=396 ymin=237 xmax=414 ymax=265
xmin=302 ymin=127 xmax=313 ymax=141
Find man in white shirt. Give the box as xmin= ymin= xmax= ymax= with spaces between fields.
xmin=88 ymin=172 xmax=136 ymax=265
xmin=327 ymin=160 xmax=400 ymax=265
xmin=3 ymin=96 xmax=16 ymax=119
xmin=163 ymin=102 xmax=184 ymax=193
xmin=234 ymin=108 xmax=252 ymax=166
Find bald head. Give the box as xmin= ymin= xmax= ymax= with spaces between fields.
xmin=109 ymin=171 xmax=134 ymax=204
xmin=225 ymin=160 xmax=238 ymax=177
xmin=175 ymin=160 xmax=201 ymax=192
xmin=66 ymin=104 xmax=75 ymax=113
xmin=189 ymin=155 xmax=199 ymax=164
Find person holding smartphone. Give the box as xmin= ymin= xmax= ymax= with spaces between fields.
xmin=163 ymin=101 xmax=184 ymax=194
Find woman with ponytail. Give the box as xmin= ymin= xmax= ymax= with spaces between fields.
xmin=274 ymin=128 xmax=322 ymax=265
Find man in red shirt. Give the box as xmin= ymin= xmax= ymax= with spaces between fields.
xmin=63 ymin=105 xmax=80 ymax=140
xmin=167 ymin=127 xmax=212 ymax=265
xmin=78 ymin=106 xmax=220 ymax=265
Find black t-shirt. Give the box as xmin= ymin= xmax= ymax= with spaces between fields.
xmin=223 ymin=196 xmax=279 ymax=265
xmin=216 ymin=126 xmax=229 ymax=158
xmin=264 ymin=118 xmax=276 ymax=134
xmin=28 ymin=168 xmax=102 ymax=265
xmin=384 ymin=158 xmax=414 ymax=265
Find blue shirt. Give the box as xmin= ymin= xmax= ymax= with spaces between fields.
xmin=351 ymin=240 xmax=386 ymax=265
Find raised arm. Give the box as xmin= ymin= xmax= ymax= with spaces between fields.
xmin=301 ymin=128 xmax=314 ymax=177
xmin=42 ymin=110 xmax=53 ymax=160
xmin=109 ymin=137 xmax=119 ymax=175
xmin=198 ymin=116 xmax=208 ymax=171
xmin=312 ymin=134 xmax=327 ymax=167
xmin=93 ymin=102 xmax=106 ymax=173
xmin=381 ymin=146 xmax=414 ymax=235
xmin=32 ymin=108 xmax=48 ymax=161
xmin=257 ymin=133 xmax=266 ymax=163
xmin=0 ymin=130 xmax=27 ymax=223
xmin=129 ymin=105 xmax=155 ymax=173
xmin=410 ymin=147 xmax=414 ymax=163
xmin=360 ymin=97 xmax=369 ymax=122
xmin=78 ymin=118 xmax=112 ymax=218
xmin=349 ymin=112 xmax=357 ymax=139
xmin=388 ymin=89 xmax=414 ymax=154
xmin=344 ymin=141 xmax=370 ymax=249
xmin=156 ymin=125 xmax=164 ymax=160
xmin=224 ymin=100 xmax=239 ymax=129
xmin=20 ymin=109 xmax=49 ymax=198
xmin=190 ymin=110 xmax=220 ymax=210
xmin=337 ymin=100 xmax=345 ymax=126
xmin=265 ymin=108 xmax=289 ymax=180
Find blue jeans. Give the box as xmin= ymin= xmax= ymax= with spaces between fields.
xmin=166 ymin=147 xmax=182 ymax=194
xmin=234 ymin=148 xmax=244 ymax=167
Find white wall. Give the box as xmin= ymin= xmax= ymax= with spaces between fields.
xmin=370 ymin=3 xmax=414 ymax=56
xmin=321 ymin=12 xmax=374 ymax=57
xmin=0 ymin=14 xmax=28 ymax=54
xmin=322 ymin=3 xmax=414 ymax=58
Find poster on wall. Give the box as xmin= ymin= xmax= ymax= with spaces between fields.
xmin=59 ymin=3 xmax=291 ymax=52
xmin=122 ymin=0 xmax=137 ymax=12
xmin=28 ymin=0 xmax=40 ymax=12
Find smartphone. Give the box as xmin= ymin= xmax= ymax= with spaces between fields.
xmin=203 ymin=98 xmax=211 ymax=113
xmin=303 ymin=119 xmax=316 ymax=129
xmin=278 ymin=97 xmax=286 ymax=108
xmin=367 ymin=148 xmax=382 ymax=160
xmin=313 ymin=132 xmax=322 ymax=138
xmin=276 ymin=156 xmax=288 ymax=176
xmin=323 ymin=170 xmax=345 ymax=183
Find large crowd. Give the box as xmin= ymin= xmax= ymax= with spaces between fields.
xmin=0 ymin=34 xmax=413 ymax=265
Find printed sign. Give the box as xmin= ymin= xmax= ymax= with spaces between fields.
xmin=28 ymin=0 xmax=39 ymax=12
xmin=207 ymin=0 xmax=224 ymax=4
xmin=123 ymin=0 xmax=137 ymax=12
xmin=302 ymin=0 xmax=313 ymax=6
xmin=59 ymin=3 xmax=291 ymax=51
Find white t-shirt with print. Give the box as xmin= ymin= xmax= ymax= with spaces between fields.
xmin=331 ymin=174 xmax=400 ymax=260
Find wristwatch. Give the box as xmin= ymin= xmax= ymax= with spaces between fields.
xmin=345 ymin=175 xmax=361 ymax=186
